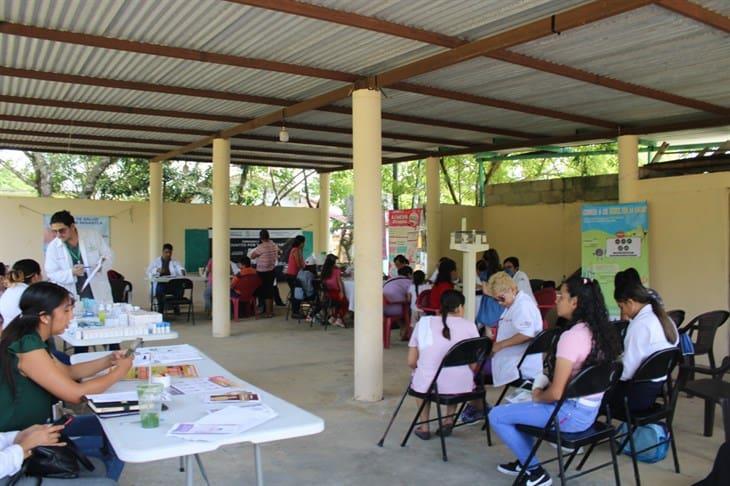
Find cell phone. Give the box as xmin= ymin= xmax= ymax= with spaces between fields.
xmin=124 ymin=337 xmax=144 ymax=358
xmin=51 ymin=414 xmax=73 ymax=427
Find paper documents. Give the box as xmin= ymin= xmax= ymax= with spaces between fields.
xmin=169 ymin=377 xmax=230 ymax=395
xmin=133 ymin=345 xmax=202 ymax=366
xmin=168 ymin=404 xmax=277 ymax=442
xmin=80 ymin=257 xmax=106 ymax=293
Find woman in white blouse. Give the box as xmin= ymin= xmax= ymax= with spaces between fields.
xmin=610 ymin=282 xmax=678 ymax=412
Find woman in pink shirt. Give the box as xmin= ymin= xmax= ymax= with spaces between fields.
xmin=408 ymin=290 xmax=480 ymax=440
xmin=488 ymin=276 xmax=621 ymax=486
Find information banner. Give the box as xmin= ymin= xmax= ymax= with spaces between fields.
xmin=581 ymin=202 xmax=649 ymax=319
xmin=43 ymin=214 xmax=110 ymax=252
xmin=386 ymin=209 xmax=424 ymax=275
xmin=207 ymin=228 xmax=312 ymax=265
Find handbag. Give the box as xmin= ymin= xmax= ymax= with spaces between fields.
xmin=20 ymin=432 xmax=95 ymax=481
xmin=476 ymin=295 xmax=503 ymax=328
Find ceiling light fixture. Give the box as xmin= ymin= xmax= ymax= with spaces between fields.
xmin=279 ymin=109 xmax=289 ymax=143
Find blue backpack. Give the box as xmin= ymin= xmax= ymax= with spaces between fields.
xmin=617 ymin=423 xmax=669 ymax=463
xmin=476 ymin=295 xmax=503 ymax=328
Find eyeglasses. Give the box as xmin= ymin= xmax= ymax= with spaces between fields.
xmin=51 ymin=227 xmax=69 ymax=235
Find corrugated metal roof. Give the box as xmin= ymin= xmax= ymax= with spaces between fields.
xmin=1 ymin=0 xmax=728 ymax=167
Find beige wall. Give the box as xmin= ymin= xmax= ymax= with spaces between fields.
xmin=480 ymin=172 xmax=730 ymax=360
xmin=0 ymin=196 xmax=321 ymax=309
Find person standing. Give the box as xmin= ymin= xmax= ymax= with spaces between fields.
xmin=146 ymin=243 xmax=185 ymax=314
xmin=44 ymin=211 xmax=113 ymax=304
xmin=250 ymin=230 xmax=279 ymax=318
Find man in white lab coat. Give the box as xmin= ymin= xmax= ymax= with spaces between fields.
xmin=45 ymin=210 xmax=114 ymax=304
xmin=146 ymin=243 xmax=186 ymax=313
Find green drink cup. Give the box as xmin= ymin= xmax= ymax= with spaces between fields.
xmin=137 ymin=383 xmax=163 ymax=428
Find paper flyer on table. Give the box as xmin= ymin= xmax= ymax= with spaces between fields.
xmin=168 ymin=404 xmax=278 ymax=441
xmin=133 ymin=345 xmax=203 ymax=366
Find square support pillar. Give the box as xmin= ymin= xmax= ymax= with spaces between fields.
xmin=148 ymin=161 xmax=163 ymax=263
xmin=318 ymin=172 xmax=330 ymax=254
xmin=425 ymin=156 xmax=441 ymax=272
xmin=618 ymin=135 xmax=640 ymax=203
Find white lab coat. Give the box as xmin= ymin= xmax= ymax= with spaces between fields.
xmin=512 ymin=270 xmax=535 ymax=301
xmin=44 ymin=228 xmax=114 ymax=303
xmin=146 ymin=257 xmax=186 ymax=294
xmin=491 ymin=291 xmax=543 ymax=386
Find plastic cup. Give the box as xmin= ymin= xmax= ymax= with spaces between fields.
xmin=137 ymin=383 xmax=163 ymax=428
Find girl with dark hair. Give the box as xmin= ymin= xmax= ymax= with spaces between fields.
xmin=321 ymin=254 xmax=347 ymax=327
xmin=408 ymin=270 xmax=432 ymax=326
xmin=0 ymin=259 xmax=43 ymax=328
xmin=0 ymin=282 xmax=133 ymax=480
xmin=407 ymin=290 xmax=479 ymax=440
xmin=428 ymin=258 xmax=457 ymax=309
xmin=480 ymin=248 xmax=502 ymax=282
xmin=614 ymin=267 xmax=663 ymax=312
xmin=610 ymin=282 xmax=678 ymax=413
xmin=489 ymin=276 xmax=621 ymax=486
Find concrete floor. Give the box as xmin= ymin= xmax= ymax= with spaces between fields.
xmin=117 ymin=314 xmax=724 ymax=485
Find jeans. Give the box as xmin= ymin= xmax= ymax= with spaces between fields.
xmin=66 ymin=415 xmax=124 ymax=481
xmin=489 ymin=399 xmax=600 ymax=469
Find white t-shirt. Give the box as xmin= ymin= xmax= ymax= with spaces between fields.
xmin=0 ymin=284 xmax=28 ymax=329
xmin=621 ymin=304 xmax=679 ymax=381
xmin=491 ymin=290 xmax=543 ymax=386
xmin=408 ymin=282 xmax=432 ymax=311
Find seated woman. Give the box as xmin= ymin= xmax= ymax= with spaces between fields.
xmin=321 ymin=254 xmax=347 ymax=328
xmin=408 ymin=290 xmax=480 ymax=440
xmin=0 ymin=423 xmax=116 ymax=485
xmin=0 ymin=259 xmax=43 ymax=327
xmin=0 ymin=282 xmax=134 ymax=480
xmin=408 ymin=270 xmax=431 ymax=327
xmin=461 ymin=272 xmax=543 ymax=423
xmin=610 ymin=281 xmax=678 ymax=413
xmin=489 ymin=276 xmax=621 ymax=486
xmin=428 ymin=259 xmax=457 ymax=310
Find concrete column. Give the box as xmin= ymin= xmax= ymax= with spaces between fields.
xmin=352 ymin=88 xmax=383 ymax=402
xmin=148 ymin=161 xmax=163 ymax=263
xmin=318 ymin=172 xmax=330 ymax=254
xmin=425 ymin=156 xmax=441 ymax=271
xmin=618 ymin=135 xmax=640 ymax=202
xmin=212 ymin=138 xmax=231 ymax=338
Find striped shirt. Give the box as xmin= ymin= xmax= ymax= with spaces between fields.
xmin=252 ymin=241 xmax=279 ymax=272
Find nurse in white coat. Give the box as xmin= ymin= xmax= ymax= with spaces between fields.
xmin=44 ymin=210 xmax=113 ymax=304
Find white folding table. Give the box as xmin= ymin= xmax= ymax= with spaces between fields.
xmin=71 ymin=345 xmax=324 ymax=485
xmin=61 ymin=331 xmax=179 ymax=348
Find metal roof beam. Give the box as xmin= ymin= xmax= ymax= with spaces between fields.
xmin=0 ymin=68 xmax=519 ymax=141
xmin=655 ymin=0 xmax=730 ymax=33
xmin=235 ymin=0 xmax=726 ymax=116
xmin=0 ymin=94 xmax=462 ymax=148
xmin=0 ymin=114 xmax=422 ymax=154
xmin=386 ymin=115 xmax=730 ymax=163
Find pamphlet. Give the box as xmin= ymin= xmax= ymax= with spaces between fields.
xmin=169 ymin=377 xmax=229 ymax=395
xmin=133 ymin=345 xmax=202 ymax=367
xmin=125 ymin=364 xmax=199 ymax=380
xmin=204 ymin=390 xmax=261 ymax=405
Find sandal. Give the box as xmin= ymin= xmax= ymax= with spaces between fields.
xmin=414 ymin=429 xmax=431 ymax=441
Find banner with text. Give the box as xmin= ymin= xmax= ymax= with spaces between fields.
xmin=581 ymin=202 xmax=649 ymax=319
xmin=386 ymin=209 xmax=424 ymax=276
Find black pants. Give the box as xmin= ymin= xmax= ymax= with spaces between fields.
xmin=286 ymin=276 xmax=301 ymax=313
xmin=156 ymin=282 xmax=183 ymax=314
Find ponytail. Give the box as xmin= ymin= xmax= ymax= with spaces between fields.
xmin=438 ymin=290 xmax=465 ymax=340
xmin=7 ymin=259 xmax=41 ymax=286
xmin=650 ymin=297 xmax=678 ymax=344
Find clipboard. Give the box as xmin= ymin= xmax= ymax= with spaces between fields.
xmin=80 ymin=256 xmax=105 ymax=293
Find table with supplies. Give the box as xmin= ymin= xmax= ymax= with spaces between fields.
xmin=72 ymin=344 xmax=324 ymax=486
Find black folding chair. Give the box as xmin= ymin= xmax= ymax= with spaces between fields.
xmin=678 ymin=310 xmax=729 ymax=382
xmin=494 ymin=328 xmax=560 ymax=407
xmin=667 ymin=309 xmax=685 ymax=328
xmin=378 ymin=337 xmax=492 ymax=462
xmin=681 ymin=356 xmax=730 ymax=438
xmin=580 ymin=348 xmax=682 ymax=486
xmin=164 ymin=278 xmax=195 ymax=325
xmin=513 ymin=361 xmax=624 ymax=486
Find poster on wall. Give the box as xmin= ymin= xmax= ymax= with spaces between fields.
xmin=581 ymin=202 xmax=649 ymax=319
xmin=386 ymin=209 xmax=425 ymax=276
xmin=42 ymin=214 xmax=110 ymax=252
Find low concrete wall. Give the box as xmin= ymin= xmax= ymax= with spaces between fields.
xmin=486 ymin=174 xmax=618 ymax=206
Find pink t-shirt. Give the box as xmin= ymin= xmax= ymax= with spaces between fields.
xmin=408 ymin=315 xmax=480 ymax=394
xmin=556 ymin=322 xmax=603 ymax=401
